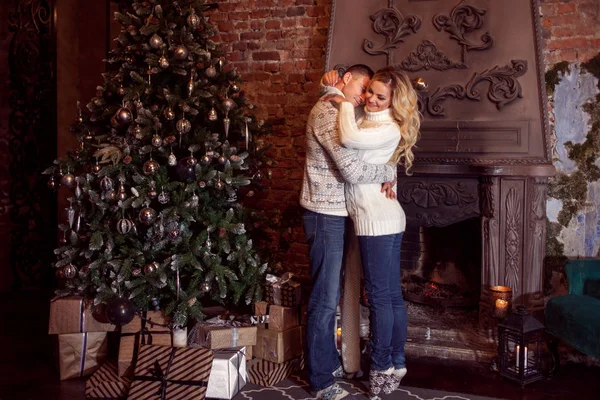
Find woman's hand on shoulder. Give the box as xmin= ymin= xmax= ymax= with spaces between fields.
xmin=322 ymin=70 xmax=340 ymax=87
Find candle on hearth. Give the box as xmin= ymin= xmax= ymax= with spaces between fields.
xmin=495 ymin=299 xmax=508 ymax=314
xmin=516 ymin=345 xmax=528 ymax=369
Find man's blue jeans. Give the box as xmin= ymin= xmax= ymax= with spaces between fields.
xmin=358 ymin=232 xmax=407 ymax=372
xmin=303 ymin=209 xmax=346 ymax=392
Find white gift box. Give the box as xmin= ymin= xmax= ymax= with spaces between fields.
xmin=206 ymin=347 xmax=248 ymax=399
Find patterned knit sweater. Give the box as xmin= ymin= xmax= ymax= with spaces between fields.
xmin=339 ymin=102 xmax=405 ymax=236
xmin=300 ymin=88 xmax=395 ymax=216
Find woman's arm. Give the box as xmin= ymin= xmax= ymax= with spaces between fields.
xmin=338 ymin=102 xmax=400 ymax=150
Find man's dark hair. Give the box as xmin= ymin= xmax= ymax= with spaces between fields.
xmin=346 ymin=64 xmax=374 ymax=79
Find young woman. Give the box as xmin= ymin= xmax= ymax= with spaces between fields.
xmin=325 ymin=67 xmax=421 ymax=398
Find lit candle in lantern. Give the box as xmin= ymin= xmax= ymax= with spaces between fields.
xmin=516 ymin=345 xmax=528 ymax=369
xmin=336 ymin=327 xmax=342 ymax=349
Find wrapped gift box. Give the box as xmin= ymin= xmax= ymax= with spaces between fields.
xmin=49 ymin=296 xmax=119 ymax=334
xmin=57 ymin=332 xmax=108 ymax=380
xmin=247 ymin=355 xmax=304 ymax=387
xmin=190 ymin=321 xmax=257 ymax=350
xmin=206 ymin=347 xmax=247 ymax=399
xmin=85 ymin=360 xmax=132 ymax=399
xmin=254 ymin=326 xmax=303 ymax=364
xmin=265 ymin=274 xmax=302 ymax=307
xmin=253 ymin=302 xmax=299 ymax=332
xmin=118 ymin=312 xmax=175 ymax=377
xmin=127 ymin=344 xmax=213 ymax=400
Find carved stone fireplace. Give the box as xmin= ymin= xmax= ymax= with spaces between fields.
xmin=326 ymin=0 xmax=555 ymax=334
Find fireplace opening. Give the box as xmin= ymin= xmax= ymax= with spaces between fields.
xmin=401 ymin=218 xmax=482 ymax=308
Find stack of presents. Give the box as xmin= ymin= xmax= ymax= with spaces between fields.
xmin=48 ymin=273 xmax=308 ymax=399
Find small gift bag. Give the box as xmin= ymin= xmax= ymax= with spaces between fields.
xmin=85 ymin=361 xmax=132 ymax=399
xmin=127 ymin=344 xmax=213 ymax=400
xmin=265 ymin=273 xmax=302 ymax=307
xmin=206 ymin=347 xmax=248 ymax=399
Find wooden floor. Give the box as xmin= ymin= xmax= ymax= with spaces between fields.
xmin=0 ymin=290 xmax=598 ymax=400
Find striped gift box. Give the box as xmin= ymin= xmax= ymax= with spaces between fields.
xmin=85 ymin=361 xmax=132 ymax=399
xmin=127 ymin=345 xmax=213 ymax=400
xmin=247 ymin=355 xmax=304 ymax=387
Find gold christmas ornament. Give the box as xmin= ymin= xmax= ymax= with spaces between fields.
xmin=200 ymin=155 xmax=211 ymax=165
xmin=187 ymin=75 xmax=195 ymax=97
xmin=168 ymin=151 xmax=177 ymax=166
xmin=187 ymin=10 xmax=201 ymax=28
xmin=143 ymin=261 xmax=160 ymax=274
xmin=61 ymin=173 xmax=76 ymax=188
xmin=205 ymin=65 xmax=216 ymax=78
xmin=222 ymin=98 xmax=235 ymax=112
xmin=152 ymin=134 xmax=163 ymax=147
xmin=117 ymin=184 xmax=128 ymax=201
xmin=117 ymin=218 xmax=134 ymax=234
xmin=147 ymin=187 xmax=158 ymax=199
xmin=63 ymin=264 xmax=78 ymax=279
xmin=176 ymin=118 xmax=192 ymax=134
xmin=117 ymin=86 xmax=126 ymax=96
xmin=173 ymin=45 xmax=189 ymax=60
xmin=159 ymin=55 xmax=169 ymax=69
xmin=47 ymin=175 xmax=57 ymax=190
xmin=91 ymin=160 xmax=102 ymax=174
xmin=208 ymin=107 xmax=218 ymax=121
xmin=143 ymin=159 xmax=160 ymax=175
xmin=149 ymin=34 xmax=164 ymax=49
xmin=164 ymin=107 xmax=175 ymax=120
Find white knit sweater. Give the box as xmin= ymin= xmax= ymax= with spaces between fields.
xmin=300 ymin=88 xmax=395 ymax=216
xmin=339 ymin=102 xmax=406 ymax=236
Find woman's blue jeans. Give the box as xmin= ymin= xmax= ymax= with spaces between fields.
xmin=358 ymin=232 xmax=407 ymax=372
xmin=303 ymin=209 xmax=346 ymax=391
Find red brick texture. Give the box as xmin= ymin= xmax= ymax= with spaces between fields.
xmin=210 ymin=0 xmax=600 ymax=275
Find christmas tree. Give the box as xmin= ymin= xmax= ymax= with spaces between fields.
xmin=44 ymin=0 xmax=270 ymax=328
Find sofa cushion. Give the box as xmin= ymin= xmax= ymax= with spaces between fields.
xmin=584 ymin=279 xmax=600 ymax=300
xmin=545 ymin=294 xmax=600 ymax=359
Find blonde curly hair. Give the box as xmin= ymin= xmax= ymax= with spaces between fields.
xmin=370 ymin=67 xmax=421 ymax=175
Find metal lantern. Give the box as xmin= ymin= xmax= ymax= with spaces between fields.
xmin=498 ymin=305 xmax=545 ymax=387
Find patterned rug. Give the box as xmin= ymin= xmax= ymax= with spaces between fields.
xmin=234 ymin=372 xmax=504 ymax=400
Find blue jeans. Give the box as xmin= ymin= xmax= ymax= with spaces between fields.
xmin=303 ymin=209 xmax=346 ymax=391
xmin=359 ymin=233 xmax=407 ymax=372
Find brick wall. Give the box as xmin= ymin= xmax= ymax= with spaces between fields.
xmin=209 ymin=0 xmax=599 ymax=276
xmin=540 ymin=0 xmax=600 ymax=65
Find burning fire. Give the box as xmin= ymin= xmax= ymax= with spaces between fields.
xmin=424 ymin=282 xmax=440 ymax=297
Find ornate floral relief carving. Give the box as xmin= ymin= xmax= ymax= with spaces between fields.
xmin=524 ymin=178 xmax=547 ymax=295
xmin=363 ymin=7 xmax=421 ymax=57
xmin=424 ymin=60 xmax=527 ymax=116
xmin=433 ymin=0 xmax=493 ymax=64
xmin=398 ymin=181 xmax=477 ymax=209
xmin=479 ymin=177 xmax=496 ymax=218
xmin=465 ymin=60 xmax=527 ymax=110
xmin=505 ymin=188 xmax=521 ymax=295
xmin=395 ymin=40 xmax=466 ymax=72
xmin=427 ymin=84 xmax=466 ymax=116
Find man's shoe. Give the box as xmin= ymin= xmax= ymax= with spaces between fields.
xmin=316 ymin=382 xmax=349 ymax=400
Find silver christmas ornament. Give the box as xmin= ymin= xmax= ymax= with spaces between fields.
xmin=176 ymin=118 xmax=191 ymax=134
xmin=143 ymin=159 xmax=160 ymax=175
xmin=190 ymin=193 xmax=199 ymax=207
xmin=173 ymin=45 xmax=189 ymax=60
xmin=164 ymin=107 xmax=175 ymax=120
xmin=61 ymin=173 xmax=76 ymax=188
xmin=223 ymin=117 xmax=230 ymax=138
xmin=187 ymin=76 xmax=195 ymax=97
xmin=150 ymin=34 xmax=164 ymax=49
xmin=202 ymin=282 xmax=211 ymax=292
xmin=152 ymin=134 xmax=163 ymax=147
xmin=168 ymin=151 xmax=177 ymax=166
xmin=205 ymin=66 xmax=216 ymax=78
xmin=159 ymin=56 xmax=169 ymax=69
xmin=208 ymin=107 xmax=218 ymax=121
xmin=100 ymin=176 xmax=114 ymax=192
xmin=158 ymin=190 xmax=170 ymax=204
xmin=63 ymin=264 xmax=78 ymax=279
xmin=117 ymin=218 xmax=134 ymax=234
xmin=139 ymin=207 xmax=157 ymax=224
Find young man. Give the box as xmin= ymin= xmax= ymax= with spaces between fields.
xmin=300 ymin=65 xmax=396 ymax=400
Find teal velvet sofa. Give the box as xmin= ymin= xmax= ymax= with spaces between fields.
xmin=545 ymin=259 xmax=600 ymax=367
